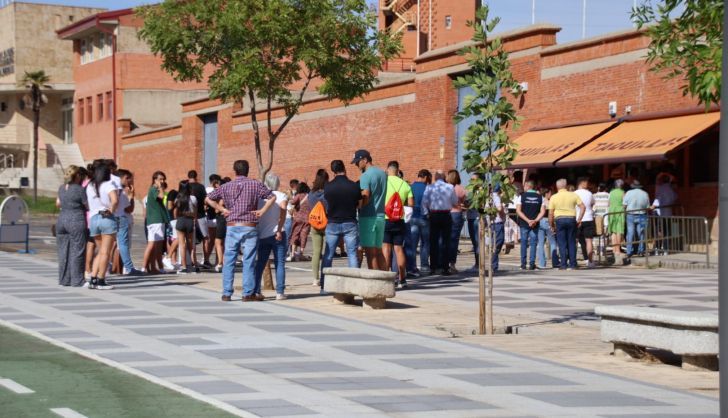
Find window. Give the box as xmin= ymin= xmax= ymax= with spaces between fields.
xmin=97 ymin=94 xmax=104 ymax=121
xmin=445 ymin=15 xmax=452 ymax=29
xmin=80 ymin=39 xmax=87 ymax=64
xmin=62 ymin=98 xmax=74 ymax=143
xmin=106 ymin=92 xmax=113 ymax=120
xmin=86 ymin=97 xmax=92 ymax=124
xmin=78 ymin=98 xmax=84 ymax=125
xmin=84 ymin=37 xmax=93 ymax=63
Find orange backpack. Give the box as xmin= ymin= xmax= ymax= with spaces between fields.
xmin=308 ymin=201 xmax=328 ymax=231
xmin=385 ymin=180 xmax=405 ymax=221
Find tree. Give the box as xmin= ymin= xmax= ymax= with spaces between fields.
xmin=138 ymin=0 xmax=401 ymax=180
xmin=20 ymin=70 xmax=51 ymax=204
xmin=453 ymin=6 xmax=523 ymax=335
xmin=632 ymin=0 xmax=723 ymax=106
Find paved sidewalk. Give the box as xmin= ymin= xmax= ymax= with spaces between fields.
xmin=0 ymin=252 xmax=718 ymax=417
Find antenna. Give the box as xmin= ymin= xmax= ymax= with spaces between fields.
xmin=582 ymin=0 xmax=587 ymax=38
xmin=531 ymin=0 xmax=536 ymax=25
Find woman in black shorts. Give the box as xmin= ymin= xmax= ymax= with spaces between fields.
xmin=174 ymin=181 xmax=198 ymax=274
xmin=213 ymin=177 xmax=229 ymax=272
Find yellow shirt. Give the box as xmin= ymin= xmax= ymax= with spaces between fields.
xmin=548 ymin=189 xmax=582 ymax=218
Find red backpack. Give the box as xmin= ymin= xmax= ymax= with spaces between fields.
xmin=385 ymin=180 xmax=405 ymax=221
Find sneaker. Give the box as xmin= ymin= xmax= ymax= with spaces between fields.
xmin=449 ymin=263 xmax=459 ymax=274
xmin=200 ymin=262 xmax=213 ymax=270
xmin=214 ymin=264 xmax=223 ymax=273
xmin=285 ymin=255 xmax=293 ymax=262
xmin=162 ymin=257 xmax=175 ymax=271
xmin=254 ymin=293 xmax=266 ymax=301
xmin=397 ymin=280 xmax=408 ymax=289
xmin=177 ymin=269 xmax=189 ymax=275
xmin=125 ymin=268 xmax=144 ymax=276
xmin=276 ymin=293 xmax=287 ymax=300
xmin=529 ymin=264 xmax=536 ymax=271
xmin=82 ymin=280 xmax=91 ymax=289
xmin=406 ymin=270 xmax=420 ymax=279
xmin=520 ymin=265 xmax=527 ymax=271
xmin=96 ymin=279 xmax=114 ymax=290
xmin=87 ymin=278 xmax=98 ymax=289
xmin=587 ymin=261 xmax=596 ymax=269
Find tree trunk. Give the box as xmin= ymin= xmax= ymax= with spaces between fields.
xmin=478 ymin=215 xmax=487 ymax=334
xmin=487 ymin=221 xmax=494 ymax=334
xmin=33 ymin=107 xmax=39 ymax=204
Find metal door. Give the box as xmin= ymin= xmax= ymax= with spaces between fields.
xmin=201 ymin=113 xmax=218 ymax=185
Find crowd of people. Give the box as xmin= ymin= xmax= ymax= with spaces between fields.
xmin=54 ymin=151 xmax=678 ymax=299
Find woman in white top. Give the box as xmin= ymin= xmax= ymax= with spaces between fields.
xmin=85 ymin=164 xmax=119 ymax=290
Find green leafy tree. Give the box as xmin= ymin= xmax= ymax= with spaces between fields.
xmin=453 ymin=6 xmax=522 ymax=335
xmin=632 ymin=0 xmax=723 ymax=106
xmin=138 ymin=0 xmax=401 ymax=180
xmin=19 ymin=70 xmax=51 ymax=203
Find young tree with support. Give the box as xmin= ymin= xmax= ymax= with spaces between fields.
xmin=453 ymin=6 xmax=523 ymax=335
xmin=19 ymin=70 xmax=51 ymax=204
xmin=138 ymin=0 xmax=401 ymax=181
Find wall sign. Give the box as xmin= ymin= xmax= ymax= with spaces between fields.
xmin=0 ymin=48 xmax=15 ymax=76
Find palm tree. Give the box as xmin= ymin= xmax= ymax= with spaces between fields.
xmin=20 ymin=70 xmax=51 ymax=203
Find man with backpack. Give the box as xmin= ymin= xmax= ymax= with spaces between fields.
xmin=320 ymin=160 xmax=362 ymax=292
xmin=382 ymin=161 xmax=413 ymax=288
xmin=352 ymin=149 xmax=388 ymax=271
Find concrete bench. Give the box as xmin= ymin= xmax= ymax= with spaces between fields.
xmin=322 ymin=267 xmax=397 ymax=309
xmin=595 ymin=305 xmax=719 ymax=371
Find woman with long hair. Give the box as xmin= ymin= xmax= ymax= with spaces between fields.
xmin=447 ymin=169 xmax=466 ymax=273
xmin=287 ymin=182 xmax=311 ymax=262
xmin=56 ymin=165 xmax=89 ymax=287
xmin=142 ymin=171 xmax=169 ymax=274
xmin=86 ymin=163 xmax=118 ymax=289
xmin=174 ymin=180 xmax=199 ymax=274
xmin=308 ymin=169 xmax=329 ymax=285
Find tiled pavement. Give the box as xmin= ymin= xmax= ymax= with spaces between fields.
xmin=0 ymin=252 xmax=718 ymax=418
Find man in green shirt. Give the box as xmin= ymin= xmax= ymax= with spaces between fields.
xmin=352 ymin=149 xmax=387 ymax=270
xmin=382 ymin=161 xmax=413 ymax=287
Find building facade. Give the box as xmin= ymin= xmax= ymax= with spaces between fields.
xmin=57 ymin=9 xmax=209 ymax=162
xmin=0 ymin=2 xmax=103 ymax=170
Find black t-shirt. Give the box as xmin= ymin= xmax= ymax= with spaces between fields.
xmin=166 ymin=189 xmax=178 ymax=220
xmin=517 ymin=191 xmax=543 ymax=228
xmin=189 ymin=182 xmax=207 ymax=217
xmin=324 ymin=175 xmax=361 ymax=223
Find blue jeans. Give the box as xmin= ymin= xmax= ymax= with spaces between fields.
xmin=555 ymin=217 xmax=577 ymax=269
xmin=491 ymin=222 xmax=505 ymax=271
xmin=321 ymin=222 xmax=359 ymax=289
xmin=519 ymin=225 xmax=538 ymax=268
xmin=449 ymin=212 xmax=465 ymax=265
xmin=222 ymin=226 xmax=258 ymax=297
xmin=255 ymin=232 xmax=287 ymax=294
xmin=117 ymin=215 xmax=134 ymax=271
xmin=537 ymin=218 xmax=559 ymax=268
xmin=404 ymin=222 xmax=416 ymax=272
xmin=467 ymin=216 xmax=479 ymax=266
xmin=625 ymin=213 xmax=647 ymax=256
xmin=284 ymin=218 xmax=293 ymax=247
xmin=408 ymin=217 xmax=430 ymax=270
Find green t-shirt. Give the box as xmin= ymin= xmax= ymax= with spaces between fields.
xmin=146 ymin=185 xmax=169 ymax=225
xmin=359 ymin=166 xmax=387 ymax=218
xmin=384 ymin=175 xmax=412 ymax=220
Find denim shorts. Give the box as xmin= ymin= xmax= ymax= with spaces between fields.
xmin=89 ymin=213 xmax=119 ymax=237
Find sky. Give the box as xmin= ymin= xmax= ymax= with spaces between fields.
xmin=9 ymin=0 xmax=671 ymax=43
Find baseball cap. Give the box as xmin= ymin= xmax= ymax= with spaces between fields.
xmin=351 ymin=149 xmax=372 ymax=164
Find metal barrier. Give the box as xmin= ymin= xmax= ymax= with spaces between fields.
xmin=597 ymin=208 xmax=711 ymax=268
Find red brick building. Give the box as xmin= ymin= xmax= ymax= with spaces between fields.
xmin=57 ymin=9 xmax=208 ymax=162
xmin=116 ymin=4 xmax=717 ymax=226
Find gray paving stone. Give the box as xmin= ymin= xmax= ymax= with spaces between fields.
xmin=72 ymin=340 xmax=127 ymax=350
xmin=100 ymin=309 xmax=157 ymax=317
xmin=290 ymin=376 xmax=420 ymax=390
xmin=199 ymin=347 xmax=307 ymax=360
xmin=101 ymin=351 xmax=166 ymax=362
xmin=42 ymin=330 xmax=97 ymax=339
xmin=189 ymin=307 xmax=266 ymax=314
xmin=384 ymin=357 xmax=503 ymax=369
xmin=216 ymin=315 xmax=302 ymax=322
xmin=335 ymin=344 xmax=442 ymax=355
xmin=670 ymin=305 xmax=716 ymax=312
xmin=517 ymin=390 xmax=670 ymax=407
xmin=134 ymin=294 xmax=207 ymax=301
xmin=508 ymin=288 xmax=565 ymax=294
xmin=42 ymin=298 xmax=106 ymax=305
xmin=161 ymin=337 xmax=218 ymax=346
xmin=497 ymin=302 xmax=570 ymax=309
xmin=601 ymin=414 xmax=718 ymax=418
xmin=127 ymin=325 xmax=220 ymax=336
xmin=294 ymin=333 xmax=386 ymax=342
xmin=157 ymin=301 xmax=220 ymax=308
xmin=587 ymin=299 xmax=660 ymax=306
xmin=139 ymin=365 xmax=206 ymax=378
xmin=349 ymin=394 xmax=494 ymax=412
xmin=180 ymin=380 xmax=256 ymax=395
xmin=244 ymin=361 xmax=359 ymax=374
xmin=0 ymin=313 xmax=42 ymax=320
xmin=101 ymin=317 xmax=189 ymax=326
xmin=547 ymin=293 xmax=615 ymax=299
xmin=61 ymin=304 xmax=133 ymax=311
xmin=0 ymin=307 xmax=21 ymax=313
xmin=228 ymin=399 xmax=314 ymax=417
xmin=250 ymin=323 xmax=342 ymax=333
xmin=447 ymin=372 xmax=577 ymax=386
xmin=14 ymin=321 xmax=66 ymax=329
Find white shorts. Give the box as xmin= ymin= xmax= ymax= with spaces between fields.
xmin=197 ymin=218 xmax=209 ymax=238
xmin=147 ymin=223 xmax=165 ymax=242
xmin=206 ymin=218 xmax=217 ymax=229
xmin=169 ymin=220 xmax=178 ymax=240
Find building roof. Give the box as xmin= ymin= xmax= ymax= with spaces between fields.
xmin=56 ymin=8 xmax=134 ymax=40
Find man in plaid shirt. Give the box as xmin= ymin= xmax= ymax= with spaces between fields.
xmin=206 ymin=160 xmax=276 ymax=302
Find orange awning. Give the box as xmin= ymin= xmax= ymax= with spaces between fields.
xmin=556 ymin=111 xmax=720 ymax=166
xmin=509 ymin=122 xmax=615 ymax=169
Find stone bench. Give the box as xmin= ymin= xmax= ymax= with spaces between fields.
xmin=322 ymin=267 xmax=397 ymax=309
xmin=595 ymin=305 xmax=719 ymax=371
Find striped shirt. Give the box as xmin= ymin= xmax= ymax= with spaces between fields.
xmin=207 ymin=175 xmax=273 ymax=223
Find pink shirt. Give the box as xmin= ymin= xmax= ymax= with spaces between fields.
xmin=451 ymin=184 xmax=466 ymax=213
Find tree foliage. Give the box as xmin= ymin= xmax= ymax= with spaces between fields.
xmin=632 ymin=0 xmax=723 ymax=106
xmin=453 ymin=6 xmax=522 ymax=217
xmin=138 ymin=0 xmax=401 ymax=179
xmin=19 ymin=70 xmax=51 ymax=203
